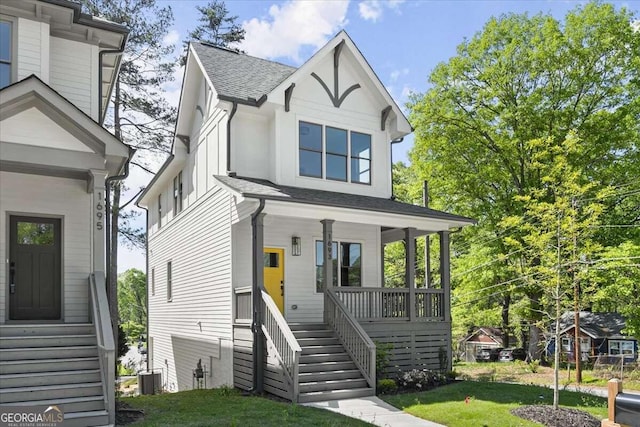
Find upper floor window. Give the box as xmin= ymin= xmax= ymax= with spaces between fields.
xmin=157 ymin=194 xmax=162 ymax=229
xmin=299 ymin=121 xmax=371 ymax=184
xmin=173 ymin=171 xmax=183 ymax=217
xmin=0 ymin=19 xmax=13 ymax=89
xmin=167 ymin=261 xmax=173 ymax=302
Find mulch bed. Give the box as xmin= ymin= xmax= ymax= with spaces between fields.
xmin=116 ymin=400 xmax=144 ymax=426
xmin=511 ymin=405 xmax=600 ymax=427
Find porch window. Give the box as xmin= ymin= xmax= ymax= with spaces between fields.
xmin=173 ymin=171 xmax=183 ymax=217
xmin=315 ymin=241 xmax=362 ymax=292
xmin=609 ymin=340 xmax=634 ymax=356
xmin=299 ymin=121 xmax=371 ymax=184
xmin=0 ymin=19 xmax=12 ymax=89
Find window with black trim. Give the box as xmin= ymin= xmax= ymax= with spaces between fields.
xmin=299 ymin=122 xmax=371 ymax=184
xmin=173 ymin=171 xmax=183 ymax=217
xmin=0 ymin=19 xmax=12 ymax=89
xmin=315 ymin=240 xmax=361 ymax=292
xmin=151 ymin=268 xmax=155 ymax=296
xmin=157 ymin=194 xmax=162 ymax=229
xmin=167 ymin=261 xmax=172 ymax=302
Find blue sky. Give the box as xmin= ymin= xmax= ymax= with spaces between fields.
xmin=118 ymin=0 xmax=639 ymax=273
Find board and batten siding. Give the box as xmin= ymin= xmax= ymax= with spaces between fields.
xmin=0 ymin=172 xmax=91 ymax=323
xmin=232 ymin=216 xmax=381 ymax=323
xmin=49 ymin=37 xmax=94 ymax=119
xmin=147 ymin=186 xmax=234 ymax=391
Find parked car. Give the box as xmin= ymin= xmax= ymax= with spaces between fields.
xmin=476 ymin=347 xmax=503 ymax=362
xmin=499 ymin=348 xmax=527 ymax=362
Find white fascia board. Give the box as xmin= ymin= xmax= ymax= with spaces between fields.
xmin=137 ymin=146 xmax=187 ymax=208
xmin=262 ymin=199 xmax=468 ymax=231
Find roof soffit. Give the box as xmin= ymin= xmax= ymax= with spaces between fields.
xmin=0 ymin=76 xmax=129 ymax=161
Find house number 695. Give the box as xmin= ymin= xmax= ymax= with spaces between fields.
xmin=96 ymin=191 xmax=104 ymax=231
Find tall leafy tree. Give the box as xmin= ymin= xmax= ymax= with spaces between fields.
xmin=118 ymin=268 xmax=147 ymax=341
xmin=80 ymin=0 xmax=176 ymax=339
xmin=408 ymin=2 xmax=640 ymax=357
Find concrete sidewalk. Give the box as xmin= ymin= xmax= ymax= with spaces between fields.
xmin=303 ymin=396 xmax=445 ymax=427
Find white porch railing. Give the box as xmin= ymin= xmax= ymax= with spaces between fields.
xmin=261 ymin=290 xmax=302 ymax=401
xmin=89 ymin=272 xmax=115 ymax=425
xmin=326 ymin=288 xmax=376 ymax=389
xmin=334 ymin=287 xmax=445 ymax=321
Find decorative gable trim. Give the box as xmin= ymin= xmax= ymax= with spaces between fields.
xmin=310 ymin=40 xmax=361 ymax=108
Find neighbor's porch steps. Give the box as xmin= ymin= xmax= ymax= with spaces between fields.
xmin=0 ymin=324 xmax=108 ymax=427
xmin=289 ymin=323 xmax=374 ymax=403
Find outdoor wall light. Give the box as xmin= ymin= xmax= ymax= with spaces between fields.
xmin=292 ymin=236 xmax=301 ymax=256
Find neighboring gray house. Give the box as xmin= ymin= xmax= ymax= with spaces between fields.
xmin=548 ymin=312 xmax=638 ymax=363
xmin=138 ymin=31 xmax=475 ymax=402
xmin=0 ymin=1 xmax=129 ymax=425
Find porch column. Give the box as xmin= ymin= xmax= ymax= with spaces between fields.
xmin=439 ymin=230 xmax=453 ymax=370
xmin=252 ymin=210 xmax=265 ymax=393
xmin=423 ymin=181 xmax=431 ymax=288
xmin=405 ymin=227 xmax=416 ymax=321
xmin=321 ymin=219 xmax=334 ymax=323
xmin=89 ymin=169 xmax=108 ymax=274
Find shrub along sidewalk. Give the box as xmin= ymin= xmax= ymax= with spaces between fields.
xmin=380 ymin=381 xmax=607 ymax=427
xmin=120 ymin=388 xmax=373 ymax=426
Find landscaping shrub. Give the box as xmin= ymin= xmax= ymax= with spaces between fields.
xmin=375 ymin=341 xmax=393 ymax=380
xmin=377 ymin=378 xmax=398 ymax=395
xmin=397 ymin=369 xmax=449 ymax=391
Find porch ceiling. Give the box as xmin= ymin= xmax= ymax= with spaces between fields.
xmin=215 ymin=175 xmax=476 ymax=231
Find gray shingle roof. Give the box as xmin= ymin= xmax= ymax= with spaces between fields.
xmin=560 ymin=311 xmax=632 ymax=339
xmin=191 ymin=42 xmax=296 ymax=104
xmin=214 ymin=175 xmax=476 ymax=224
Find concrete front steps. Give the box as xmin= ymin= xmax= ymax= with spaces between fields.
xmin=290 ymin=323 xmax=374 ymax=403
xmin=0 ymin=323 xmax=108 ymax=427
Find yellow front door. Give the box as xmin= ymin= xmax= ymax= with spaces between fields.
xmin=264 ymin=248 xmax=284 ymax=313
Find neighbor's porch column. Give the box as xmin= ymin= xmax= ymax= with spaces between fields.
xmin=321 ymin=219 xmax=334 ymax=323
xmin=405 ymin=227 xmax=417 ymax=321
xmin=252 ymin=210 xmax=265 ymax=393
xmin=89 ymin=169 xmax=108 ymax=274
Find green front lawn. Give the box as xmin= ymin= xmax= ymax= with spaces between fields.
xmin=381 ymin=381 xmax=607 ymax=427
xmin=120 ymin=388 xmax=372 ymax=426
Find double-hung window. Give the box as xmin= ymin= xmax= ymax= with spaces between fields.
xmin=0 ymin=19 xmax=13 ymax=89
xmin=299 ymin=121 xmax=371 ymax=184
xmin=609 ymin=340 xmax=635 ymax=357
xmin=166 ymin=261 xmax=172 ymax=302
xmin=315 ymin=240 xmax=362 ymax=292
xmin=157 ymin=194 xmax=162 ymax=229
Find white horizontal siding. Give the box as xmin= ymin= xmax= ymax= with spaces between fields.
xmin=49 ymin=37 xmax=92 ymax=116
xmin=0 ymin=172 xmax=91 ymax=323
xmin=148 ymin=186 xmax=234 ymax=391
xmin=16 ymin=18 xmax=45 ymax=81
xmin=232 ymin=216 xmax=381 ymax=323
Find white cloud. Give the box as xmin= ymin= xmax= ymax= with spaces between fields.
xmin=358 ymin=0 xmax=405 ymax=23
xmin=163 ymin=29 xmax=180 ymax=47
xmin=389 ymin=67 xmax=409 ymax=82
xmin=632 ymin=19 xmax=640 ymax=33
xmin=240 ymin=1 xmax=349 ymax=62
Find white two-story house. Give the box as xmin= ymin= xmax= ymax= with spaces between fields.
xmin=137 ymin=31 xmax=474 ymax=403
xmin=0 ymin=1 xmax=129 ymax=425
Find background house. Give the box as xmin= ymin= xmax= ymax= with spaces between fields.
xmin=0 ymin=1 xmax=128 ymax=425
xmin=459 ymin=327 xmax=507 ymax=362
xmin=138 ymin=31 xmax=474 ymax=402
xmin=547 ymin=311 xmax=638 ymax=363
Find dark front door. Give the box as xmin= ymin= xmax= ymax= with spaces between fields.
xmin=9 ymin=216 xmax=62 ymax=320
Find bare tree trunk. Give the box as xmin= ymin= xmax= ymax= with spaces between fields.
xmin=554 ymin=217 xmax=561 ymax=411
